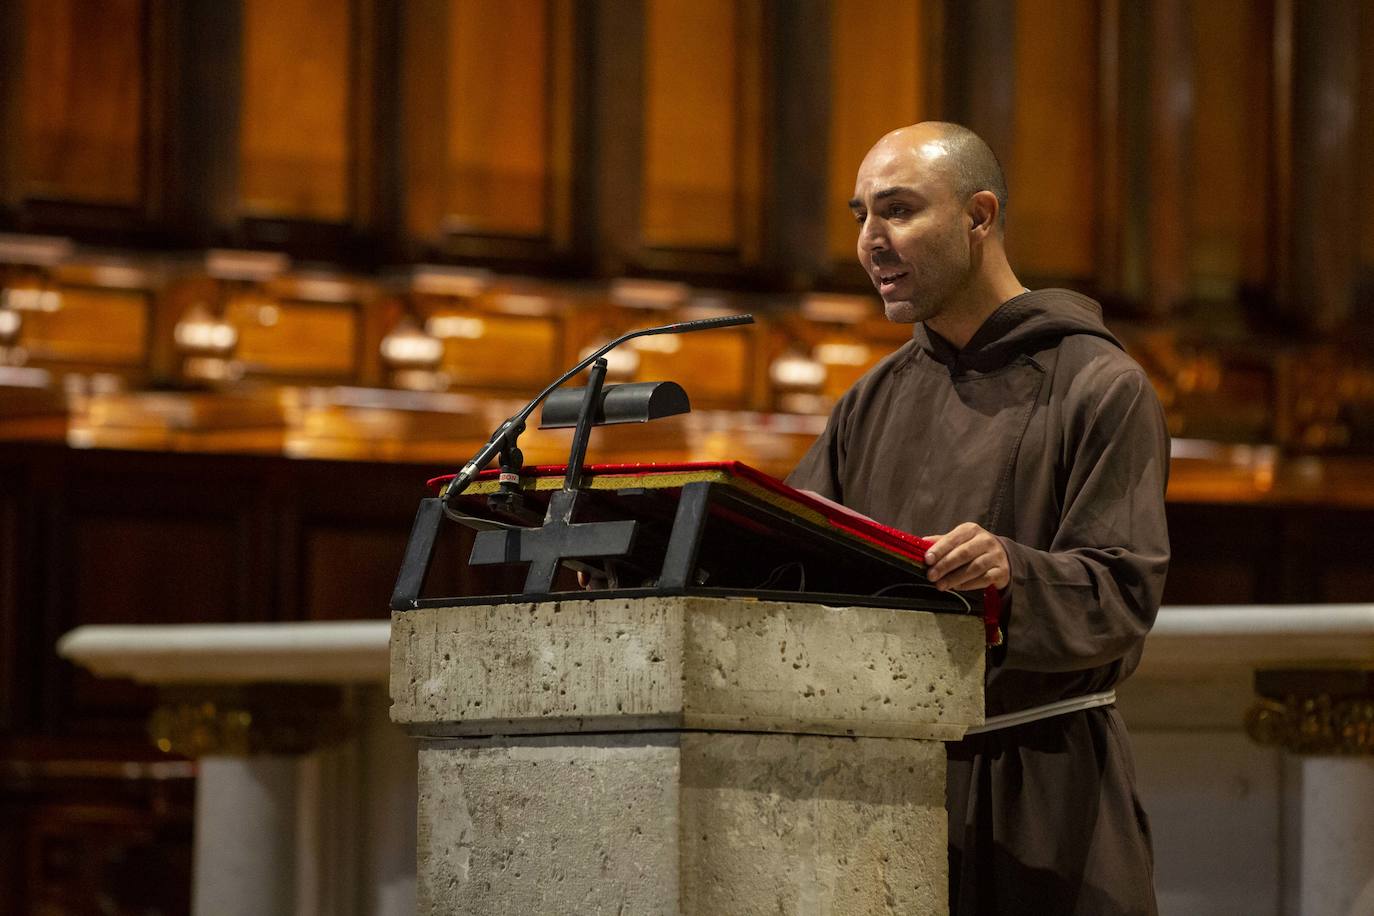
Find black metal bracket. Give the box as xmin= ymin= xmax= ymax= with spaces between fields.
xmin=656 ymin=481 xmax=711 ymax=588
xmin=390 ymin=498 xmax=445 ymax=611
xmin=468 ymin=488 xmax=638 ymax=594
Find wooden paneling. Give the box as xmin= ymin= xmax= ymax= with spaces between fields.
xmin=229 ymin=298 xmax=359 ymax=378
xmin=1098 ymin=0 xmax=1193 ymax=312
xmin=826 ymin=0 xmax=930 ymax=264
xmin=0 ymin=3 xmax=22 ymax=213
xmin=1317 ymin=509 xmax=1374 ymax=602
xmin=433 ymin=313 xmax=560 ymax=392
xmin=403 ymin=0 xmax=574 ymax=248
xmin=283 ymin=459 xmax=478 ymax=619
xmin=1270 ymin=0 xmax=1294 ymax=315
xmin=72 ymin=516 xmax=239 ymax=626
xmin=302 ymin=525 xmax=405 ymax=620
xmin=1094 ymin=0 xmax=1126 ymax=297
xmin=65 ymin=510 xmax=242 ymax=724
xmin=642 ymin=0 xmax=744 ymax=251
xmin=20 ymin=796 xmax=192 ymax=916
xmin=3 ymin=0 xmax=1374 ymax=347
xmin=634 ymin=328 xmax=752 ymax=407
xmin=35 ymin=456 xmax=274 ymax=732
xmin=1162 ymin=504 xmax=1274 ymax=605
xmin=766 ymin=0 xmax=831 ymax=287
xmin=585 ymin=0 xmax=646 ymax=273
xmin=945 ymin=0 xmax=1014 ymax=169
xmin=162 ymin=1 xmax=243 ymax=246
xmin=1359 ymin=4 xmax=1374 ymax=284
xmin=20 ymin=287 xmax=149 ymax=368
xmin=1006 ymin=0 xmax=1098 ymax=283
xmin=239 ymin=0 xmax=353 ymax=222
xmin=400 ymin=0 xmax=449 ymax=242
xmin=1189 ymin=0 xmax=1273 ymax=300
xmin=18 ymin=0 xmax=147 ymax=206
xmin=1143 ymin=0 xmax=1190 ymax=316
xmin=0 ymin=469 xmax=19 ymax=733
xmin=445 ymin=0 xmax=550 ymax=237
xmin=1287 ymin=0 xmax=1361 ymax=332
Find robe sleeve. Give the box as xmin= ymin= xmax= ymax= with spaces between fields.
xmin=784 ymin=402 xmax=847 ymax=501
xmin=996 ymin=368 xmax=1170 ymax=672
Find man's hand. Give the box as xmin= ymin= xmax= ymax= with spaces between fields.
xmin=575 ymin=568 xmax=609 ymax=590
xmin=921 ymin=523 xmax=1010 ymax=592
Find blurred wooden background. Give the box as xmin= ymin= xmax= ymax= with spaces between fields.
xmin=2 ymin=1 xmax=1374 ymax=912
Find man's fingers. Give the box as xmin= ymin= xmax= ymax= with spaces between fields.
xmin=927 ymin=532 xmax=987 ymax=579
xmin=576 ymin=568 xmax=609 ymax=590
xmin=933 ymin=550 xmax=987 ymax=590
xmin=934 ymin=552 xmax=1011 ymax=592
xmin=947 ymin=564 xmax=1009 ymax=592
xmin=941 ymin=555 xmax=997 ymax=590
xmin=923 ymin=523 xmax=978 ymax=567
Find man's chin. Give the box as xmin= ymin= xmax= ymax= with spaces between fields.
xmin=882 ymin=298 xmax=919 ymax=324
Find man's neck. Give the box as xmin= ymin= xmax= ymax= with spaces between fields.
xmin=924 ymin=251 xmax=1025 ymax=350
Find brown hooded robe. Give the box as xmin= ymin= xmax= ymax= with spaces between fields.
xmin=787 ymin=289 xmax=1169 ymax=916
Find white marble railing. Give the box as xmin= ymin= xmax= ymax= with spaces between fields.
xmin=59 ymin=604 xmax=1374 ymax=686
xmin=58 ymin=604 xmax=1374 ymax=916
xmin=58 ymin=620 xmax=392 ymax=684
xmin=1140 ymin=604 xmax=1374 ymax=670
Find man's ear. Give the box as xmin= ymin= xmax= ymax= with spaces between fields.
xmin=968 ymin=190 xmax=999 ymax=236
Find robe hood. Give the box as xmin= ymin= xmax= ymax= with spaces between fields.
xmin=914 ymin=288 xmax=1123 ymax=373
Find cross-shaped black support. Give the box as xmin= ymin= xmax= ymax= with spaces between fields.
xmin=468 ymin=488 xmax=638 ymax=594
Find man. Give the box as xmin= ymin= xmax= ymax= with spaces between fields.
xmin=787 ymin=122 xmax=1169 ymax=915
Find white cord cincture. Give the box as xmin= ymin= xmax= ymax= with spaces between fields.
xmin=963 ymin=689 xmax=1117 ymax=736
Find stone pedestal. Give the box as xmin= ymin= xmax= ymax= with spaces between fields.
xmin=390 ymin=596 xmax=984 ymax=916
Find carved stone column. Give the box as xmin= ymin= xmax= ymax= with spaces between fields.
xmin=149 ymin=684 xmax=354 ymax=916
xmin=1246 ymin=670 xmax=1374 ymax=915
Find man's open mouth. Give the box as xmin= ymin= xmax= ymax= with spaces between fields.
xmin=877 ymin=270 xmax=908 ymax=292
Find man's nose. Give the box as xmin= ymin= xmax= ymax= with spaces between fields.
xmin=859 ymin=218 xmax=888 ymax=252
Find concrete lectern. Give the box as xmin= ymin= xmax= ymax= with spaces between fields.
xmin=390 ymin=595 xmax=984 ymax=915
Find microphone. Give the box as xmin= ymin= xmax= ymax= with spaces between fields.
xmin=441 ymin=313 xmax=755 ymax=507
xmin=656 ymin=314 xmax=755 ymax=334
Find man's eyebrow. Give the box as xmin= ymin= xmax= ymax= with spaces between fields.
xmin=848 ymin=186 xmax=920 ymax=209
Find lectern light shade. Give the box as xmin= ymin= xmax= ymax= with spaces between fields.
xmin=539 ymin=381 xmax=690 ymax=429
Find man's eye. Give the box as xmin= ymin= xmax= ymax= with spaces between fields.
xmin=853 ymin=212 xmax=866 ymax=226
xmin=887 ymin=205 xmax=909 ymax=217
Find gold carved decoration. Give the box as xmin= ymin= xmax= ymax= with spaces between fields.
xmin=1245 ymin=670 xmax=1374 ymax=755
xmin=148 ymin=684 xmax=352 ymax=758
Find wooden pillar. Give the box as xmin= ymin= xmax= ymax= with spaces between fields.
xmin=766 ymin=0 xmax=830 ymax=290
xmin=1143 ymin=0 xmax=1191 ymax=318
xmin=1101 ymin=0 xmax=1190 ymax=316
xmin=581 ymin=0 xmax=645 ymax=276
xmin=942 ymin=0 xmax=1016 ymax=162
xmin=1283 ymin=0 xmax=1362 ymax=333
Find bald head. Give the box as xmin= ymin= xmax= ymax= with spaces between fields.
xmin=863 ymin=122 xmax=1008 ymax=229
xmin=850 ymin=121 xmax=1023 ymax=333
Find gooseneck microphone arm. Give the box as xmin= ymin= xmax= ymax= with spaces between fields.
xmin=440 ymin=313 xmax=754 ymax=512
